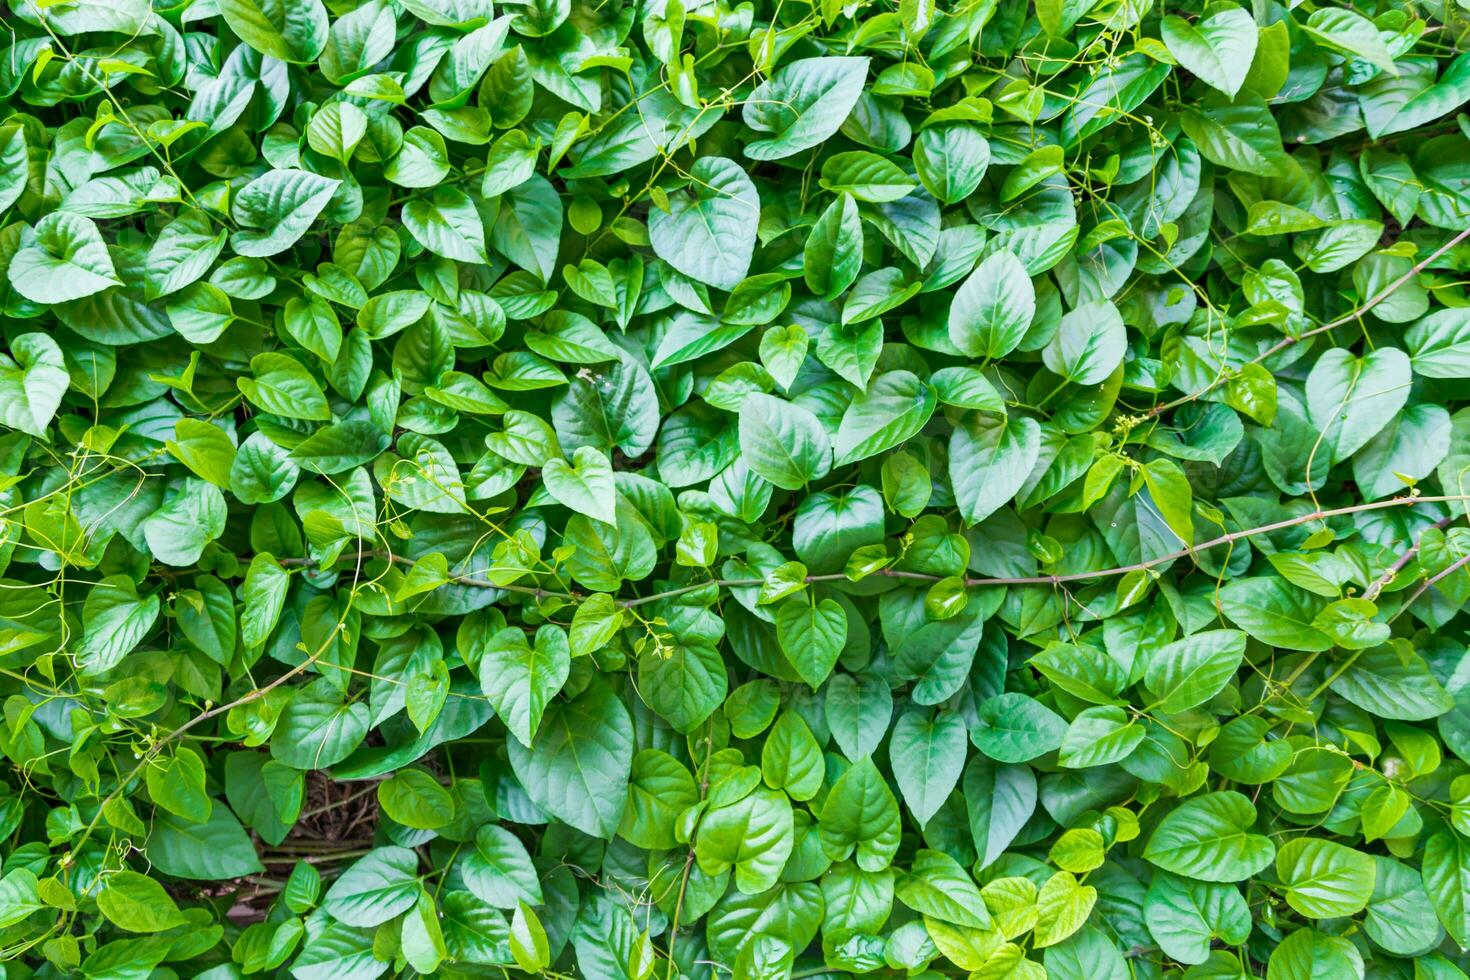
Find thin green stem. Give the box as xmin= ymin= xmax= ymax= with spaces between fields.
xmin=1145 ymin=226 xmax=1470 ymax=418
xmin=280 ymin=493 xmax=1470 ymax=608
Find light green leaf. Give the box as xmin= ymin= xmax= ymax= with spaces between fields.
xmin=743 ymin=57 xmax=870 ymax=160
xmin=948 ymin=249 xmax=1035 ymax=359
xmin=1143 ymin=629 xmax=1247 ymax=714
xmin=0 ymin=333 xmax=69 ymax=438
xmin=323 ymin=847 xmax=422 ymax=926
xmin=776 ymin=597 xmax=846 ymax=689
xmin=459 ymin=825 xmax=543 ymax=908
xmin=1275 ymin=837 xmax=1376 ymax=918
xmin=478 ymin=624 xmax=570 ymax=747
xmin=8 ymin=213 xmax=119 ymax=303
xmin=230 ymin=169 xmax=341 ymax=257
xmin=1161 ymin=7 xmax=1258 ymax=98
xmin=820 ymin=758 xmax=901 ymax=871
xmin=1043 ymin=300 xmax=1126 ymax=385
xmin=402 ymin=186 xmax=490 ymax=263
xmin=696 ymin=787 xmax=794 ymax=894
xmin=541 ymin=446 xmax=616 ymax=523
xmin=219 ymin=0 xmax=329 ymax=62
xmin=888 ymin=710 xmax=967 ymax=827
xmin=649 ymin=157 xmax=759 ymax=290
xmin=970 ymin=693 xmax=1065 ymax=764
xmin=1143 ymin=792 xmax=1275 ymax=883
xmin=834 ymin=370 xmax=937 ymax=465
xmin=950 ymin=414 xmax=1041 ymax=526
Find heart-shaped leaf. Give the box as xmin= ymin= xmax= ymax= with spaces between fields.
xmin=0 ymin=333 xmax=68 ymax=438
xmin=541 ymin=445 xmax=616 ymax=523
xmin=648 ymin=156 xmax=759 ymax=290
xmin=1161 ymin=7 xmax=1258 ymax=98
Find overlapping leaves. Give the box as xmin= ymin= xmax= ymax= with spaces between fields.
xmin=2 ymin=0 xmax=1470 ymax=976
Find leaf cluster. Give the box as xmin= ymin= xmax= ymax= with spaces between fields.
xmin=1 ymin=0 xmax=1470 ymax=976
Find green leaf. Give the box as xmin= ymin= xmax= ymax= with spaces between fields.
xmin=506 ymin=681 xmax=632 ymax=838
xmin=819 ymin=151 xmax=917 ymax=202
xmin=1219 ymin=577 xmax=1332 ymax=652
xmin=1361 ymin=52 xmax=1470 ymax=138
xmin=1143 ymin=872 xmax=1250 ymax=966
xmin=888 ymin=709 xmax=967 ymax=827
xmin=696 ymin=787 xmax=794 ymax=894
xmin=1305 ymin=346 xmax=1411 ymax=461
xmin=491 ymin=175 xmax=562 ymax=282
xmin=510 ymin=901 xmax=551 ymax=972
xmin=0 ymin=333 xmax=68 ymax=438
xmin=460 ymin=825 xmax=543 ymax=908
xmin=1275 ymin=837 xmax=1377 ymax=918
xmin=402 ymin=187 xmax=490 ymax=263
xmin=820 ymin=758 xmax=902 ymax=871
xmin=896 ymin=849 xmax=992 ymax=928
xmin=238 ymin=352 xmax=331 ymax=420
xmin=0 ymin=127 xmax=26 ymax=217
xmin=826 ymin=672 xmax=894 ymax=761
xmin=478 ymin=624 xmax=570 ymax=747
xmin=402 ymin=889 xmax=447 ymax=975
xmin=1302 ymin=7 xmax=1398 ymax=75
xmin=1161 ymin=7 xmax=1258 ymax=98
xmin=760 ymin=710 xmax=824 ymax=801
xmin=8 ymin=213 xmax=119 ymax=303
xmin=241 ymin=554 xmax=290 ymax=649
xmin=77 ymin=576 xmax=160 ymax=675
xmin=1143 ymin=791 xmax=1275 ymax=883
xmin=0 ymin=870 xmax=44 ymax=929
xmin=271 ymin=679 xmax=371 ymax=770
xmin=541 ymin=446 xmax=616 ymax=523
xmin=1407 ymin=309 xmax=1470 ymax=378
xmin=834 ymin=370 xmax=938 ymax=465
xmin=964 ymin=758 xmax=1037 ymax=868
xmin=648 ymin=157 xmax=759 ymax=290
xmin=1180 ymin=93 xmax=1291 ymax=176
xmin=914 ymin=124 xmax=991 ymax=203
xmin=948 ymin=249 xmax=1035 ymax=359
xmin=776 ymin=597 xmax=846 ymax=689
xmin=167 ymin=419 xmax=237 ymax=488
xmin=621 ymin=749 xmax=699 ymax=848
xmin=1330 ymin=641 xmax=1455 ymax=720
xmin=1352 ymin=402 xmax=1452 ymax=500
xmin=1265 ymin=927 xmax=1364 ymax=980
xmin=743 ymin=57 xmax=870 ymax=160
xmin=638 ymin=640 xmax=728 ymax=733
xmin=230 ymin=169 xmax=341 ymax=257
xmin=804 ymin=194 xmax=864 ymax=301
xmin=323 ymin=847 xmax=422 ymax=926
xmin=1057 ymin=705 xmax=1145 ymax=768
xmin=146 ymin=806 xmax=265 ymax=881
xmin=1033 ymin=871 xmax=1097 ymax=948
xmin=1364 ymin=855 xmax=1442 ymax=954
xmin=219 ymin=0 xmax=329 ymax=62
xmin=1143 ymin=629 xmax=1247 ymax=713
xmin=971 ymin=693 xmax=1066 ymax=763
xmin=147 ymin=747 xmax=211 ymax=823
xmin=1423 ymin=832 xmax=1470 ymax=948
xmin=738 ymin=393 xmax=833 ymax=490
xmin=951 ymin=413 xmax=1041 ymax=526
xmin=97 ymin=871 xmax=188 ymax=933
xmin=377 ymin=768 xmax=455 ymax=829
xmin=143 ymin=478 xmax=227 ymax=566
xmin=1043 ymin=300 xmax=1126 ymax=385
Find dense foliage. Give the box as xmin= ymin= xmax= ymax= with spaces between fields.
xmin=2 ymin=0 xmax=1470 ymax=976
